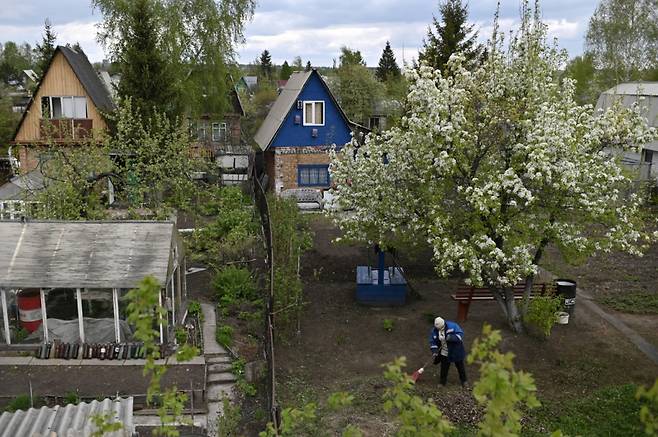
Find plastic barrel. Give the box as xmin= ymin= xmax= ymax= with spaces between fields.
xmin=17 ymin=291 xmax=42 ymax=332
xmin=556 ymin=279 xmax=577 ymax=318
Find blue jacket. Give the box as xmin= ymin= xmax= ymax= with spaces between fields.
xmin=429 ymin=320 xmax=466 ymax=362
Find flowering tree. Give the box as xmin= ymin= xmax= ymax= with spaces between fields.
xmin=330 ymin=1 xmax=657 ymax=333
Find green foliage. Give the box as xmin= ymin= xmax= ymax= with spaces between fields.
xmin=418 ymin=0 xmax=482 ymax=73
xmin=523 ymin=295 xmax=562 ymax=338
xmin=0 ymin=85 xmax=19 ymax=152
xmin=64 ymin=391 xmax=80 ymax=405
xmin=383 ymin=318 xmax=395 ymax=332
xmin=260 ymin=50 xmax=273 ymax=78
xmin=327 ymin=392 xmax=355 ymax=410
xmin=335 ymin=47 xmax=384 ymax=124
xmin=188 ymin=300 xmax=203 ymax=321
xmin=34 ymin=19 xmax=57 ymax=80
xmin=213 ymin=265 xmax=258 ymax=308
xmin=260 ymin=403 xmax=319 ymax=437
xmin=4 ymin=395 xmax=31 ymax=412
xmin=637 ymin=379 xmax=658 ymax=436
xmin=564 ymin=53 xmax=598 ymax=105
xmin=468 ymin=324 xmax=540 ymax=436
xmin=216 ymin=324 xmax=234 ymax=348
xmin=91 ymin=412 xmax=124 ymax=437
xmin=376 ymin=41 xmax=401 ymax=82
xmin=280 ymin=60 xmax=293 ymax=80
xmin=527 ymin=384 xmax=644 ymax=436
xmin=382 ymin=357 xmax=454 ymax=436
xmin=0 ymin=41 xmax=33 ymax=85
xmin=217 ymin=396 xmax=242 ymax=437
xmin=175 ymin=326 xmax=187 ymax=344
xmin=600 ymin=292 xmax=658 ymax=315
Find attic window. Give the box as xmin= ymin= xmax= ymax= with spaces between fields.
xmin=303 ymin=101 xmax=324 ymax=126
xmin=41 ymin=96 xmax=87 ymax=119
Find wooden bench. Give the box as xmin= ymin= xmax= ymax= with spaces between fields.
xmin=451 ymin=282 xmax=556 ymax=322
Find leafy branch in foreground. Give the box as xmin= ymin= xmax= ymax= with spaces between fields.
xmin=637 ymin=379 xmax=658 ymax=436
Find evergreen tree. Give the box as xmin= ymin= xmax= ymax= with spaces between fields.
xmin=305 ymin=61 xmax=312 ymax=72
xmin=418 ymin=0 xmax=482 ymax=74
xmin=259 ymin=50 xmax=273 ymax=78
xmin=116 ymin=0 xmax=178 ymax=121
xmin=375 ymin=41 xmax=401 ymax=82
xmin=34 ymin=19 xmax=57 ymax=80
xmin=279 ymin=60 xmax=292 ymax=80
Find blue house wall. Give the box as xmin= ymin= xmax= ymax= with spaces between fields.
xmin=270 ymin=73 xmax=352 ymax=148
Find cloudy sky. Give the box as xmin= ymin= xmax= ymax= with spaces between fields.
xmin=0 ymin=0 xmax=599 ymax=66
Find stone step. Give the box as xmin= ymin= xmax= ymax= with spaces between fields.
xmin=208 ymin=372 xmax=237 ymax=384
xmin=208 ymin=363 xmax=232 ymax=373
xmin=206 ymin=355 xmax=231 ymax=364
xmin=207 ymin=384 xmax=235 ymax=402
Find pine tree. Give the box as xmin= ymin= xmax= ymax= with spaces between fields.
xmin=375 ymin=41 xmax=401 ymax=82
xmin=116 ymin=0 xmax=178 ymax=121
xmin=280 ymin=60 xmax=292 ymax=80
xmin=305 ymin=61 xmax=312 ymax=72
xmin=418 ymin=0 xmax=482 ymax=74
xmin=34 ymin=19 xmax=57 ymax=79
xmin=259 ymin=50 xmax=273 ymax=78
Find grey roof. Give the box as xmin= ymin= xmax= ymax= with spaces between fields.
xmin=59 ymin=46 xmax=115 ymax=113
xmin=254 ymin=70 xmax=312 ymax=150
xmin=243 ymin=75 xmax=258 ymax=89
xmin=600 ymin=82 xmax=658 ymax=96
xmin=0 ymin=397 xmax=133 ymax=437
xmin=0 ymin=169 xmax=45 ymax=201
xmin=0 ymin=221 xmax=175 ymax=289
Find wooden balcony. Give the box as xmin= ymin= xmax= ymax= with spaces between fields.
xmin=40 ymin=118 xmax=93 ymax=140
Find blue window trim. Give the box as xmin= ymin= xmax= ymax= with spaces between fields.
xmin=297 ymin=164 xmax=330 ymax=187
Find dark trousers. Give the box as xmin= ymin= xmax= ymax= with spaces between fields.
xmin=440 ymin=356 xmax=467 ymax=385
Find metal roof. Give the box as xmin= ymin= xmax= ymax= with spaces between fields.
xmin=254 ymin=70 xmax=312 ymax=151
xmin=0 ymin=221 xmax=175 ymax=289
xmin=0 ymin=397 xmax=134 ymax=437
xmin=0 ymin=169 xmax=45 ymax=201
xmin=600 ymin=82 xmax=658 ymax=96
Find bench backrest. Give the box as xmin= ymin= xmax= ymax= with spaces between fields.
xmin=454 ymin=282 xmax=556 ymax=298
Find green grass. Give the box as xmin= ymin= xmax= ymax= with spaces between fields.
xmin=523 ymin=384 xmax=644 ymax=436
xmin=599 ymin=292 xmax=658 ymax=314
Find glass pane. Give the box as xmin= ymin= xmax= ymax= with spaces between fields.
xmin=52 ymin=97 xmax=62 ymax=118
xmin=305 ymin=103 xmax=313 ymax=124
xmin=310 ymin=168 xmax=319 ymax=184
xmin=82 ymin=289 xmax=117 ymax=344
xmin=41 ymin=97 xmax=51 ymax=118
xmin=62 ymin=97 xmax=74 ymax=118
xmin=321 ymin=168 xmax=328 ymax=185
xmin=74 ymin=97 xmax=87 ymax=118
xmin=315 ymin=102 xmax=324 ymax=125
xmin=299 ymin=168 xmax=309 ymax=185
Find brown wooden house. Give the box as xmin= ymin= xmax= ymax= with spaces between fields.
xmin=10 ymin=46 xmax=115 ymax=173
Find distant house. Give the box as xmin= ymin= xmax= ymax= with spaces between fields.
xmin=10 ymin=45 xmax=115 ymax=174
xmin=368 ymin=99 xmax=402 ymax=132
xmin=254 ymin=69 xmax=359 ymax=193
xmin=190 ymin=88 xmax=249 ymax=185
xmin=236 ymin=75 xmax=258 ymax=95
xmin=596 ymin=82 xmax=658 ymax=181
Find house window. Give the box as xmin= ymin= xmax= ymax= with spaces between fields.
xmin=197 ymin=120 xmax=209 ymax=140
xmin=303 ymin=101 xmax=324 ymax=126
xmin=41 ymin=96 xmax=87 ymax=118
xmin=212 ymin=122 xmax=227 ymax=142
xmin=369 ymin=117 xmax=382 ymax=131
xmin=298 ymin=164 xmax=330 ymax=187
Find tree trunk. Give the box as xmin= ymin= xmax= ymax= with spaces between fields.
xmin=493 ymin=288 xmax=524 ymax=333
xmin=521 ymin=274 xmax=536 ymax=315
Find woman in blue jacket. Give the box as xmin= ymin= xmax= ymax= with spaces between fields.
xmin=429 ymin=317 xmax=468 ymax=387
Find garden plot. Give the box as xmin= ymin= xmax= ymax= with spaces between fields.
xmin=274 ymin=216 xmax=658 ymax=435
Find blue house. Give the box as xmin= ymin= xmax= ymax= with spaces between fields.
xmin=254 ymin=69 xmax=358 ymax=193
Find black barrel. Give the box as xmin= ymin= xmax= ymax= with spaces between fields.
xmin=556 ymin=279 xmax=577 ymax=318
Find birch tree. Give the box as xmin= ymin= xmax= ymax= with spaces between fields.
xmin=330 ymin=1 xmax=657 ymax=333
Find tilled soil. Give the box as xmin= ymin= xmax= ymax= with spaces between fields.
xmin=275 ymin=216 xmax=658 ymax=436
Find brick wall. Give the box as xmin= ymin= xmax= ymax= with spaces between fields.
xmin=271 ymin=146 xmax=332 ymax=193
xmin=18 ymin=146 xmax=41 ymax=174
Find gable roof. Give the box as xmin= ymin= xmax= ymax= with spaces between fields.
xmin=12 ymin=46 xmax=115 ymax=140
xmin=254 ymin=69 xmax=354 ymax=150
xmin=0 ymin=220 xmax=175 ymax=289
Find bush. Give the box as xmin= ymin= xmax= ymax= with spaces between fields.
xmin=188 ymin=300 xmax=203 ymax=321
xmin=216 ymin=324 xmax=234 ymax=348
xmin=523 ymin=295 xmax=563 ymax=338
xmin=64 ymin=391 xmax=80 ymax=405
xmin=4 ymin=395 xmax=30 ymax=412
xmin=383 ymin=319 xmax=394 ymax=332
xmin=213 ymin=265 xmax=258 ymax=308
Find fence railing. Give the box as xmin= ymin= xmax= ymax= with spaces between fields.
xmin=250 ymin=162 xmax=280 ymax=432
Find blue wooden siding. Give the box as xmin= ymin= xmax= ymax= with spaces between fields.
xmin=270 ymin=73 xmax=352 ymax=148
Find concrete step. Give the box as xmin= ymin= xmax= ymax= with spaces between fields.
xmin=208 ymin=372 xmax=237 ymax=384
xmin=207 ymin=384 xmax=235 ymax=402
xmin=208 ymin=363 xmax=232 ymax=373
xmin=206 ymin=355 xmax=231 ymax=364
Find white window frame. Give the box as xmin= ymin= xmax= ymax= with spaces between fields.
xmin=303 ymin=100 xmax=325 ymax=126
xmin=41 ymin=96 xmax=87 ymax=119
xmin=212 ymin=122 xmax=227 ymax=141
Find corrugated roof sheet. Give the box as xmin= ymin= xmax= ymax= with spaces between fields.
xmin=0 ymin=397 xmax=133 ymax=437
xmin=254 ymin=70 xmax=312 ymax=151
xmin=0 ymin=169 xmax=45 ymax=201
xmin=600 ymin=82 xmax=658 ymax=97
xmin=0 ymin=221 xmax=174 ymax=289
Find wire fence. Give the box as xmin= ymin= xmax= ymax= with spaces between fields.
xmin=250 ymin=162 xmax=280 ymax=432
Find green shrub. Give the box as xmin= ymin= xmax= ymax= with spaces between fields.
xmin=523 ymin=295 xmax=563 ymax=338
xmin=383 ymin=319 xmax=394 ymax=332
xmin=175 ymin=326 xmax=187 ymax=344
xmin=64 ymin=391 xmax=80 ymax=405
xmin=213 ymin=265 xmax=258 ymax=308
xmin=4 ymin=395 xmax=30 ymax=412
xmin=216 ymin=324 xmax=234 ymax=348
xmin=188 ymin=300 xmax=203 ymax=321
xmin=217 ymin=396 xmax=242 ymax=437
